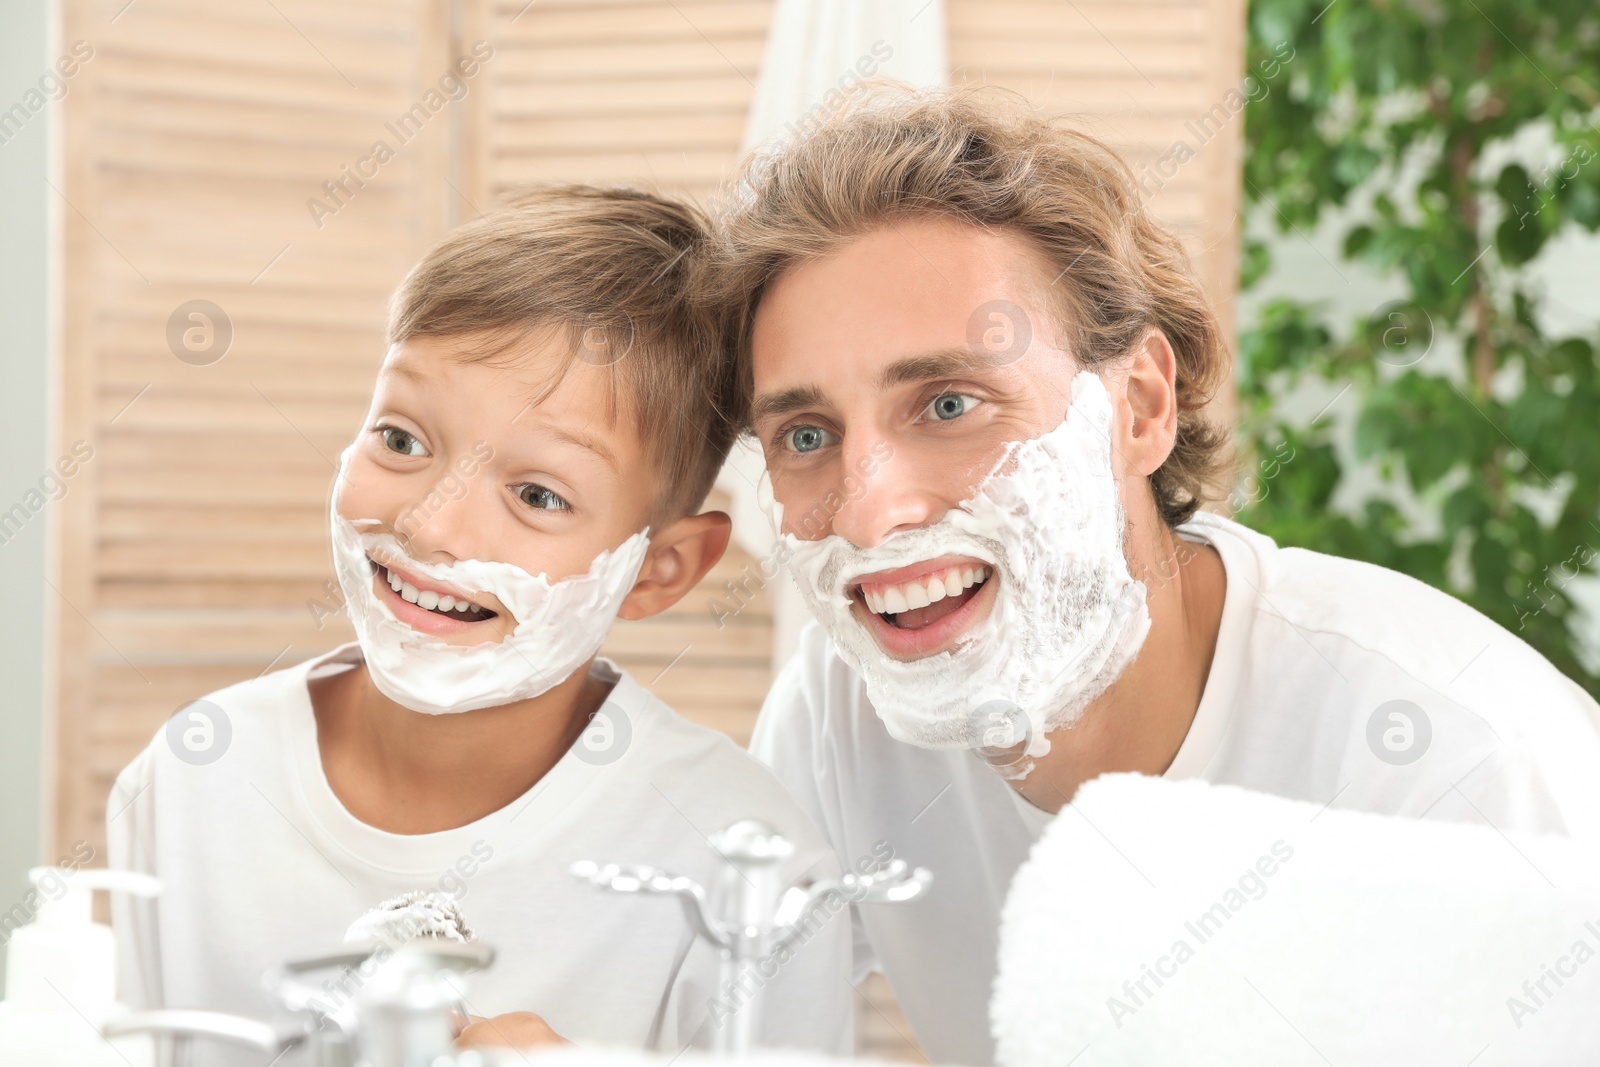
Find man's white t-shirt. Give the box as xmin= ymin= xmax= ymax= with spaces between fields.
xmin=750 ymin=513 xmax=1600 ymax=1066
xmin=109 ymin=645 xmax=852 ymax=1065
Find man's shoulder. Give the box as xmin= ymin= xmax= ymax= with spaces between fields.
xmin=1198 ymin=514 xmax=1600 ymax=727
xmin=760 ymin=621 xmax=878 ymax=731
xmin=750 ymin=620 xmax=924 ymax=782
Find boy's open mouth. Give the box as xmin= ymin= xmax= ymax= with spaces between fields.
xmin=367 ymin=557 xmax=498 ymax=623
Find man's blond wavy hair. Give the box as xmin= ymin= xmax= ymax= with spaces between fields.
xmin=715 ymin=84 xmax=1231 ymax=528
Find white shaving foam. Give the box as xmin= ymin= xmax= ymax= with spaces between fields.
xmin=770 ymin=371 xmax=1150 ymax=757
xmin=330 ymin=456 xmax=649 ymax=716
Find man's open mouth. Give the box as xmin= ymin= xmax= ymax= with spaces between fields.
xmin=854 ymin=561 xmax=993 ymax=631
xmin=368 ymin=557 xmax=498 ymax=623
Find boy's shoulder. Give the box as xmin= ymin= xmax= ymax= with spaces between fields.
xmin=116 ymin=645 xmax=345 ymax=789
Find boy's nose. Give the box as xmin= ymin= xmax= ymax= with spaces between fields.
xmin=392 ymin=476 xmax=491 ymax=563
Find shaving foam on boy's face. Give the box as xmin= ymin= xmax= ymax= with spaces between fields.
xmin=773 ymin=371 xmax=1150 ymax=758
xmin=330 ymin=476 xmax=650 ymax=716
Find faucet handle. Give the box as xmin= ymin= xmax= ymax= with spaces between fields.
xmin=844 ymin=858 xmax=933 ymax=903
xmin=570 ymin=861 xmax=723 ymax=949
xmin=264 ymin=941 xmax=494 ymax=1016
xmin=100 ymin=1009 xmax=281 ymax=1051
xmin=769 ymin=860 xmax=933 ymax=953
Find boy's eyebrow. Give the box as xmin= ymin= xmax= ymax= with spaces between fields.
xmin=544 ymin=425 xmax=620 ymax=471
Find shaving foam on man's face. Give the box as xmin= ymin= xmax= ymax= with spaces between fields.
xmin=329 ymin=336 xmax=653 ymax=715
xmin=771 ymin=371 xmax=1151 ymax=757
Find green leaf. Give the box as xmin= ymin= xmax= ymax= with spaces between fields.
xmin=1342 ymin=224 xmax=1375 ymax=259
xmin=1495 ymin=215 xmax=1546 ymax=267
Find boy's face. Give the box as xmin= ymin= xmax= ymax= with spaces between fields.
xmin=336 ymin=329 xmax=656 ymax=647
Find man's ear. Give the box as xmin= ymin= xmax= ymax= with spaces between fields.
xmin=616 ymin=511 xmax=733 ymax=621
xmin=1121 ymin=328 xmax=1180 ymax=477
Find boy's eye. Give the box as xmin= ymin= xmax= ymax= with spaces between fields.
xmin=378 ymin=426 xmax=426 ymax=456
xmin=923 ymin=393 xmax=981 ymax=422
xmin=781 ymin=424 xmax=837 ymax=454
xmin=515 ymin=483 xmax=570 ymax=512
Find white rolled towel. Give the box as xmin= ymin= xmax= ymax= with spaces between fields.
xmin=992 ymin=774 xmax=1600 ymax=1067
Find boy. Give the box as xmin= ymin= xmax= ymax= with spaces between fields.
xmin=108 ymin=186 xmax=851 ymax=1062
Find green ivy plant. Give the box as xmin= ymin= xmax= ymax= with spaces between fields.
xmin=1238 ymin=0 xmax=1600 ymax=693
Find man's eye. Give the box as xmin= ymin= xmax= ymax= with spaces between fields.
xmin=782 ymin=425 xmax=836 ymax=454
xmin=516 ymin=484 xmax=570 ymax=512
xmin=924 ymin=393 xmax=981 ymax=422
xmin=379 ymin=426 xmax=425 ymax=456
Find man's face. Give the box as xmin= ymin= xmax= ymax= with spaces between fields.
xmin=750 ymin=216 xmax=1137 ymax=662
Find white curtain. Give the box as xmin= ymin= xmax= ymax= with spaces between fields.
xmin=716 ymin=0 xmax=949 ymax=672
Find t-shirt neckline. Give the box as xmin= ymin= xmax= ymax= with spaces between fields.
xmin=1161 ymin=513 xmax=1254 ymax=781
xmin=285 ymin=642 xmax=637 ymax=875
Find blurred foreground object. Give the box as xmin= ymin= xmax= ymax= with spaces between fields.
xmin=994 ymin=774 xmax=1600 ymax=1065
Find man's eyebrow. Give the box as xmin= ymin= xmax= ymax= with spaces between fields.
xmin=750 ymin=384 xmax=829 ymax=425
xmin=878 ymin=348 xmax=994 ymax=389
xmin=750 ymin=349 xmax=1000 ymax=425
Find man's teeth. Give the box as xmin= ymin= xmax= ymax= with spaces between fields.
xmin=385 ymin=567 xmax=480 ymax=613
xmin=861 ymin=564 xmax=991 ymax=615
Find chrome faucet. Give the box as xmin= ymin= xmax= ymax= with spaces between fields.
xmin=572 ymin=819 xmax=932 ymax=1054
xmin=103 ymin=941 xmax=494 ymax=1067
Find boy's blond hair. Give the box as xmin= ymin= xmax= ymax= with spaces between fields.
xmin=716 ymin=85 xmax=1231 ymax=527
xmin=389 ymin=185 xmax=734 ymax=521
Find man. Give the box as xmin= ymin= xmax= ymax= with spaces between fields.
xmin=716 ymin=86 xmax=1600 ymax=1065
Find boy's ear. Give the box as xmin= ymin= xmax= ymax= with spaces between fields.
xmin=616 ymin=510 xmax=733 ymax=621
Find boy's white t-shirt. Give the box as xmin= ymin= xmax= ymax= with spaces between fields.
xmin=750 ymin=513 xmax=1600 ymax=1067
xmin=108 ymin=645 xmax=853 ymax=1064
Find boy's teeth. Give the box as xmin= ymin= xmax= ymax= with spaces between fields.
xmin=378 ymin=562 xmax=486 ymax=616
xmin=860 ymin=563 xmax=992 ymax=618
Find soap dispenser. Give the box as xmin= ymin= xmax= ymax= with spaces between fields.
xmin=0 ymin=866 xmax=162 ymax=1066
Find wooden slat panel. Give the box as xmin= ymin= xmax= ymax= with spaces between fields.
xmin=57 ymin=0 xmax=451 ymax=868
xmin=486 ymin=1 xmax=771 ymax=42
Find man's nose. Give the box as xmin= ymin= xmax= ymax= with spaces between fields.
xmin=826 ymin=435 xmax=948 ymax=549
